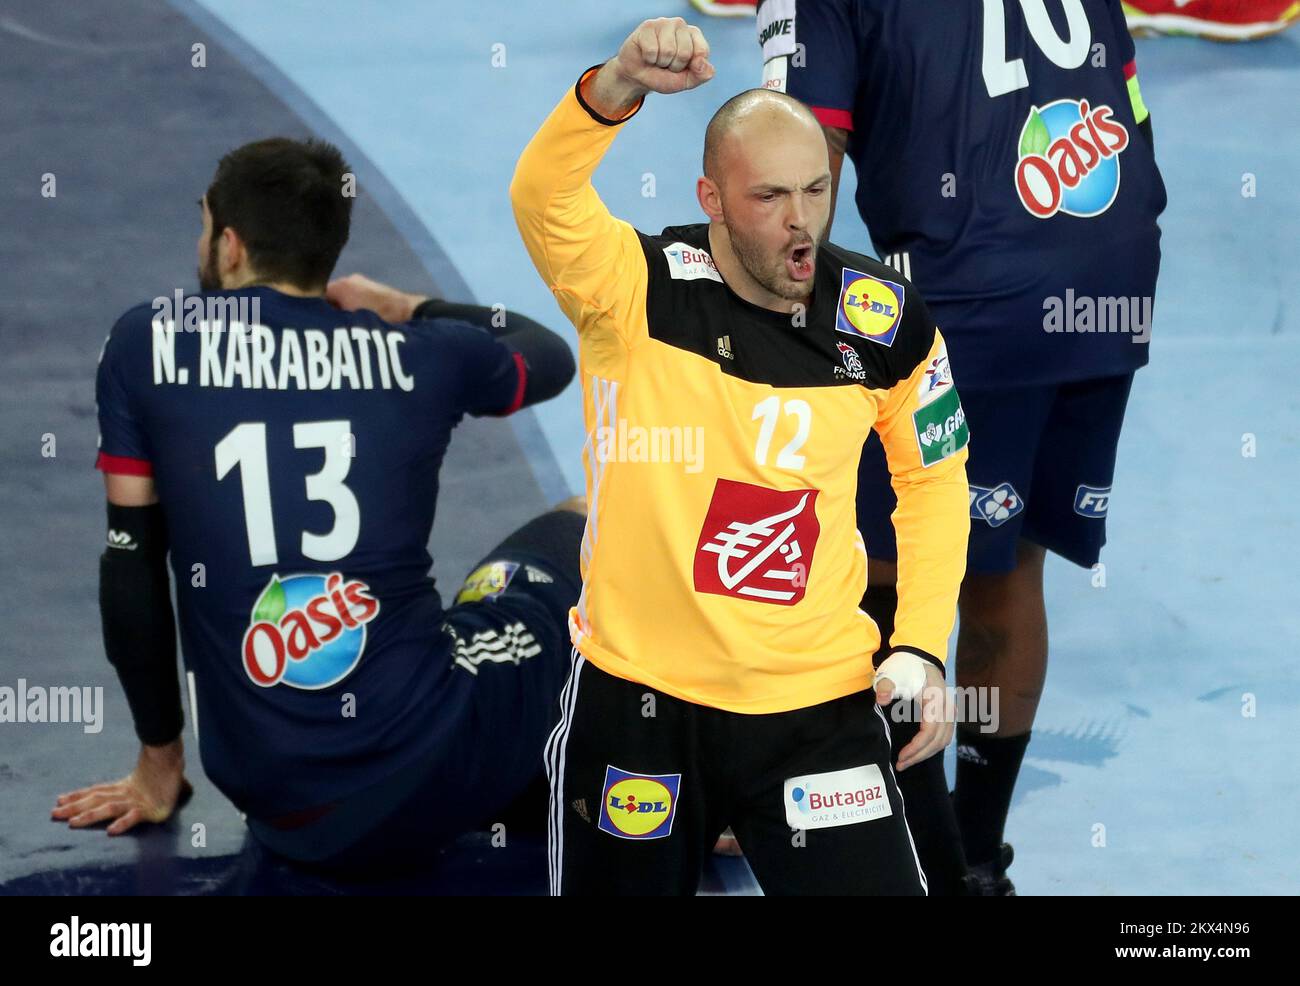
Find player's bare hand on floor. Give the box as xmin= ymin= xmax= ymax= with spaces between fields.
xmin=874 ymin=658 xmax=955 ymax=772
xmin=52 ymin=739 xmax=192 ymax=836
xmin=326 ymin=272 xmax=430 ymax=324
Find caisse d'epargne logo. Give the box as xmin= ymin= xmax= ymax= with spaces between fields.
xmin=241 ymin=573 xmax=379 ymax=689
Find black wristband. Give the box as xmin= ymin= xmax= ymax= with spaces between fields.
xmin=574 ymin=63 xmax=645 ymax=127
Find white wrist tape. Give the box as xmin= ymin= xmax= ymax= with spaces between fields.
xmin=874 ymin=651 xmax=928 ymax=702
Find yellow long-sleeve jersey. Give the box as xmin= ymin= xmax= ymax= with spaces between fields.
xmin=510 ymin=71 xmax=971 ymax=714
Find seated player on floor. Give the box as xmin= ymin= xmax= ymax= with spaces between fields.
xmin=52 ymin=136 xmax=584 ymax=877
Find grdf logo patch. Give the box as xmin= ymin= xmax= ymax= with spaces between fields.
xmin=911 ymin=387 xmax=969 ymax=467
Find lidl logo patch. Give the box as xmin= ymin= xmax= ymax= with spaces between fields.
xmin=455 ymin=560 xmax=519 ymax=604
xmin=598 ymin=765 xmax=681 ymax=840
xmin=836 ymin=269 xmax=905 ymax=346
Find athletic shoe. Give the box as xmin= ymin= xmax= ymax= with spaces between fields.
xmin=1123 ymin=0 xmax=1300 ymax=40
xmin=966 ymin=842 xmax=1017 ymax=896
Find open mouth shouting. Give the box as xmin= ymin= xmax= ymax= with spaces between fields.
xmin=786 ymin=240 xmax=815 ymax=282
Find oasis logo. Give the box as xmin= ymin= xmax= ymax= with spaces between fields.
xmin=1015 ymin=99 xmax=1129 ymax=219
xmin=241 ymin=572 xmax=379 ymax=689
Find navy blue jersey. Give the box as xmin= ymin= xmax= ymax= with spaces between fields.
xmin=94 ymin=286 xmax=525 ymax=815
xmin=759 ymin=0 xmax=1167 ymax=386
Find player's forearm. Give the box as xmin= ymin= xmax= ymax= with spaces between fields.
xmin=585 ymin=60 xmax=648 ymax=120
xmin=889 ymin=462 xmax=970 ymax=670
xmin=413 ymin=300 xmax=575 ymax=407
xmin=822 ymin=125 xmax=849 ymax=241
xmin=99 ymin=502 xmax=184 ymax=746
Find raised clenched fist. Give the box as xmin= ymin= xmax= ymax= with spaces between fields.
xmin=586 ymin=17 xmax=715 ymax=117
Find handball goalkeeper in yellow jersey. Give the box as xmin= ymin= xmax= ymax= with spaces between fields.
xmin=512 ymin=16 xmax=971 ymax=895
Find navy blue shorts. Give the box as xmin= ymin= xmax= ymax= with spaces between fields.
xmin=858 ymin=374 xmax=1135 ymax=574
xmin=246 ymin=509 xmax=585 ymax=874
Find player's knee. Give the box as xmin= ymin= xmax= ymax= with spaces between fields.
xmin=954 ymin=614 xmax=1006 ymax=682
xmin=1004 ymin=680 xmax=1045 ymax=710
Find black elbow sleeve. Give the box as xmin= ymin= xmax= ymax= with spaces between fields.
xmin=99 ymin=503 xmax=183 ymax=745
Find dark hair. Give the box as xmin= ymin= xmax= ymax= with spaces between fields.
xmin=205 ymin=137 xmax=352 ymax=289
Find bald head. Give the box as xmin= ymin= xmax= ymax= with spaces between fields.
xmin=703 ymin=88 xmax=824 ymax=184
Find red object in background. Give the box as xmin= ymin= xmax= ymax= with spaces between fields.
xmin=1122 ymin=0 xmax=1299 ymax=40
xmin=688 ymin=0 xmax=757 ymax=18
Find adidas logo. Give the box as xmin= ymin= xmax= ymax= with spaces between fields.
xmin=571 ymin=798 xmax=590 ymax=823
xmin=716 ymin=335 xmax=734 ymax=360
xmin=882 ymin=251 xmax=912 ymax=279
xmin=525 ymin=565 xmax=553 ymax=584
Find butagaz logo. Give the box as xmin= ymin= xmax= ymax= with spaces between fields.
xmin=105 ymin=529 xmax=137 ymax=550
xmin=663 ymin=242 xmax=722 ymax=282
xmin=784 ymin=764 xmax=893 ymax=830
xmin=717 ymin=334 xmax=734 ymax=360
xmin=241 ymin=572 xmax=379 ymax=689
xmin=1074 ymin=484 xmax=1112 ymax=517
xmin=917 ymin=343 xmax=954 ymax=407
xmin=969 ymin=482 xmax=1024 ymax=527
xmin=835 ymin=341 xmax=865 ymax=380
xmin=836 ymin=269 xmax=906 ymax=347
xmin=912 ymin=387 xmax=969 ymax=467
xmin=1015 ymin=98 xmax=1129 ymax=219
xmin=598 ymin=765 xmax=681 ymax=840
xmin=693 ymin=479 xmax=820 ymax=606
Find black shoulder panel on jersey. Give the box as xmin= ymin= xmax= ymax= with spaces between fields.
xmin=635 ymin=223 xmax=930 ymax=391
